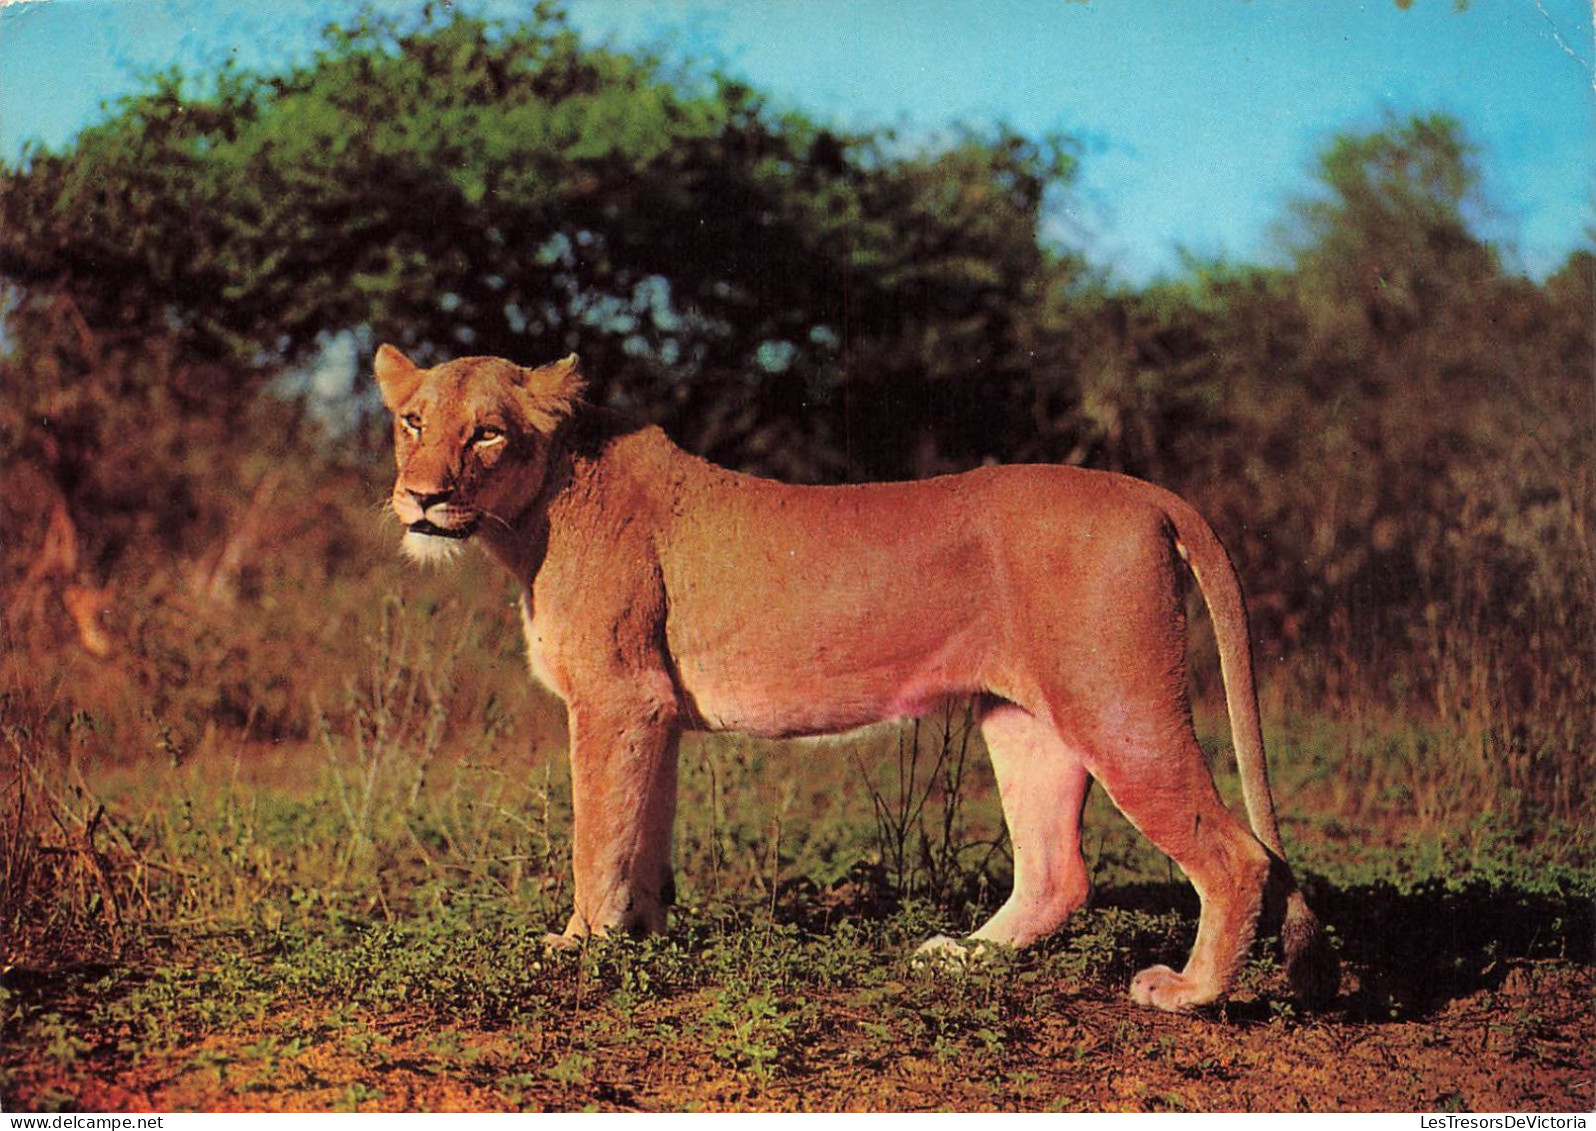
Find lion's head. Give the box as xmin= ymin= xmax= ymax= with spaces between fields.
xmin=373 ymin=345 xmax=585 ymax=564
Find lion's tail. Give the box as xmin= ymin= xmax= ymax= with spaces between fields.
xmin=1158 ymin=488 xmax=1339 ymax=1009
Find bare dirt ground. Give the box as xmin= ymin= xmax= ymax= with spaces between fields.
xmin=5 ymin=960 xmax=1589 ymax=1112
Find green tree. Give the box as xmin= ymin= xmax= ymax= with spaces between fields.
xmin=815 ymin=129 xmax=1079 ymax=481
xmin=1256 ymin=116 xmax=1588 ymax=809
xmin=0 ymin=4 xmax=1076 ymax=485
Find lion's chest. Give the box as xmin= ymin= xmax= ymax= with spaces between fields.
xmin=519 ymin=592 xmax=572 ymax=699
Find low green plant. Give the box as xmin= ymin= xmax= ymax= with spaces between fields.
xmin=851 ymin=701 xmax=1006 ymax=913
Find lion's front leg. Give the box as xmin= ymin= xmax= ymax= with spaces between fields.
xmin=553 ymin=696 xmax=681 ymax=944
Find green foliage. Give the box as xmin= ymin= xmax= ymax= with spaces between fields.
xmin=1289 ymin=112 xmax=1498 ymax=346
xmin=0 ymin=4 xmax=1073 ymax=484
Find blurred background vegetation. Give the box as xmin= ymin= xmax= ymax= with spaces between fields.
xmin=0 ymin=3 xmax=1589 ymax=836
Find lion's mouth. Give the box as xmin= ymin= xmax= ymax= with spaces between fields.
xmin=408 ymin=517 xmax=478 ymax=540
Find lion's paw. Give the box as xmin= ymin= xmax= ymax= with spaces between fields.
xmin=1129 ymin=964 xmax=1218 ymax=1012
xmin=912 ymin=934 xmax=991 ymax=971
xmin=541 ymin=931 xmax=584 ymax=952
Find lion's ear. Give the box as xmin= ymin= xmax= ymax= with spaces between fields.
xmin=374 ymin=344 xmax=423 ymax=412
xmin=516 ymin=354 xmax=586 ymax=432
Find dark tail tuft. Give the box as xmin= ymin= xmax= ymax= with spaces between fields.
xmin=1282 ymin=891 xmax=1339 ymax=1010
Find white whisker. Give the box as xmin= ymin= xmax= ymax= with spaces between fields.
xmin=479 ymin=508 xmax=517 ymax=536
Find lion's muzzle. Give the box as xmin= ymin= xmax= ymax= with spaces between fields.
xmin=393 ymin=487 xmax=479 ymax=539
xmin=396 ymin=500 xmax=479 ymax=565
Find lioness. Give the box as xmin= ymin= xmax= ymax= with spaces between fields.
xmin=374 ymin=346 xmax=1336 ymax=1012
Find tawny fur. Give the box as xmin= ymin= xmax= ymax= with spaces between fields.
xmin=374 ymin=346 xmax=1337 ymax=1013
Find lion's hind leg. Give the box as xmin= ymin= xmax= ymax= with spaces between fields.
xmin=920 ymin=701 xmax=1092 ymax=959
xmin=1087 ymin=726 xmax=1272 ymax=1012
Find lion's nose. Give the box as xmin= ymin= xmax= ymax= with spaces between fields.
xmin=407 ymin=487 xmax=454 ymax=512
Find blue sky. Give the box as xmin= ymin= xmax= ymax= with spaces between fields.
xmin=0 ymin=0 xmax=1590 ymax=283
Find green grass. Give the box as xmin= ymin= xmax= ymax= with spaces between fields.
xmin=6 ymin=708 xmax=1590 ymax=1030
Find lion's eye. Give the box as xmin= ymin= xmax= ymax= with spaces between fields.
xmin=401 ymin=413 xmax=423 ymax=437
xmin=472 ymin=425 xmax=505 ymax=447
